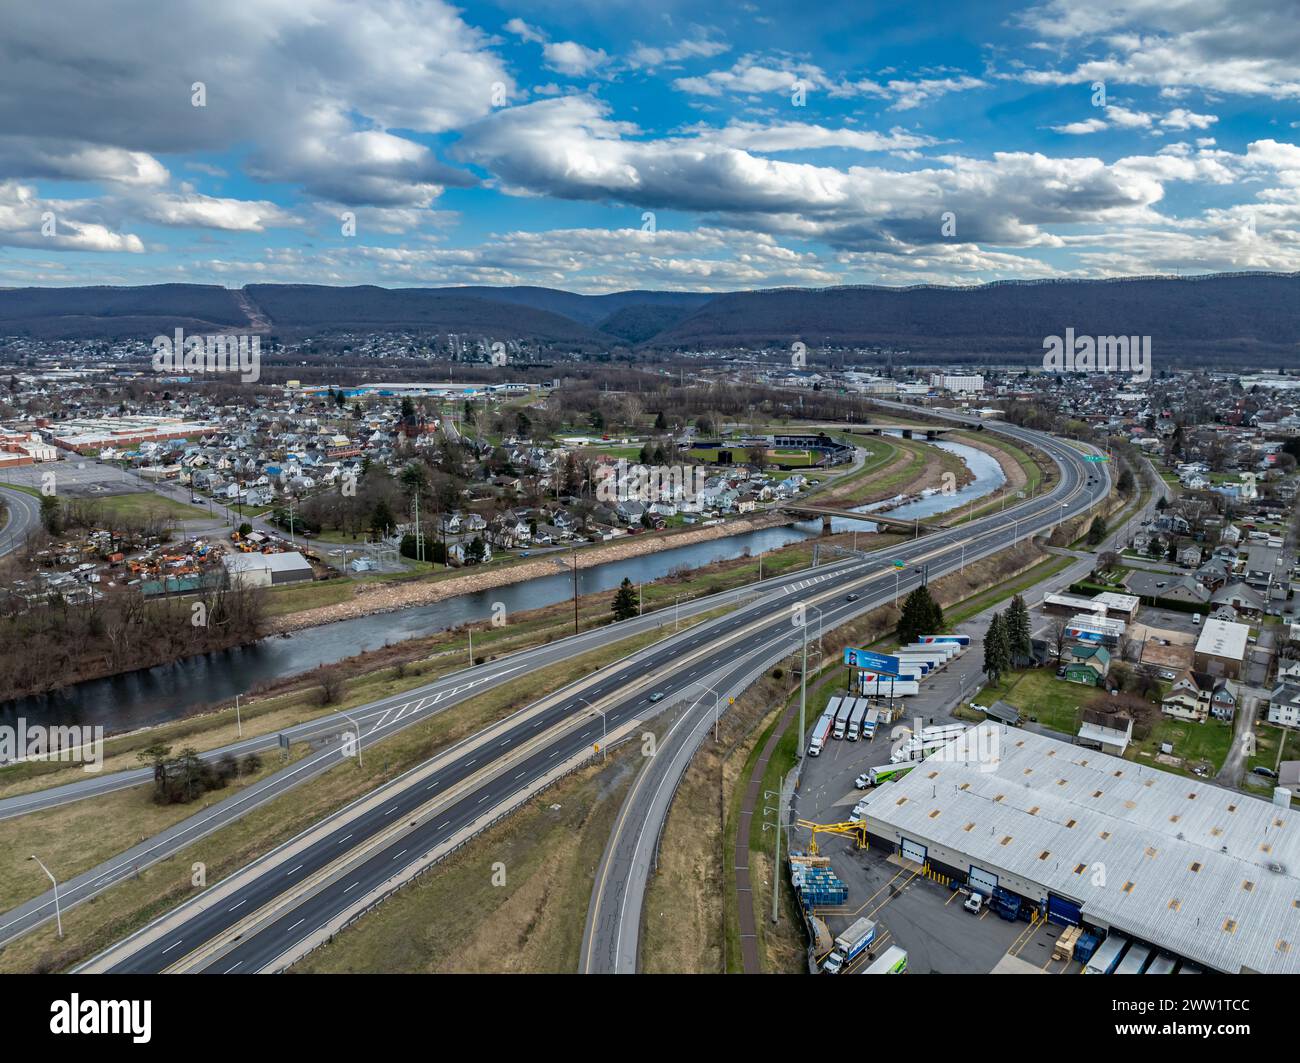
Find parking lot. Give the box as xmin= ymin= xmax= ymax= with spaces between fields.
xmin=0 ymin=459 xmax=142 ymax=498
xmin=790 ymin=714 xmax=1082 ymax=974
xmin=805 ymin=839 xmax=1081 ymax=974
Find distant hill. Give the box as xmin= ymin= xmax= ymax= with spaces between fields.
xmin=241 ymin=285 xmax=602 ymax=343
xmin=653 ymin=273 xmax=1300 ymax=363
xmin=0 ymin=284 xmax=246 ymax=339
xmin=2 ymin=274 xmax=1298 ymax=364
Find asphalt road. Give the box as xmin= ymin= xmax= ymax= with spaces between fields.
xmin=579 ymin=406 xmax=1112 ymax=973
xmin=0 ymin=484 xmax=41 ymax=557
xmin=0 ymin=557 xmax=859 ymax=944
xmin=79 ymin=410 xmax=1104 ymax=974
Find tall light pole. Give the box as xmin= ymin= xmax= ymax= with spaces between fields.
xmin=29 ymin=855 xmax=61 ymax=939
xmin=577 ymin=695 xmax=605 ymax=761
xmin=762 ymin=777 xmax=788 ymax=923
xmin=694 ymin=682 xmax=723 ymax=743
xmin=341 ymin=710 xmax=363 ymax=769
xmin=797 ymin=603 xmax=824 ymax=760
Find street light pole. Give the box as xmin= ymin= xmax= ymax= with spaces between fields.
xmin=29 ymin=855 xmax=61 ymax=938
xmin=577 ymin=695 xmax=605 ymax=761
xmin=341 ymin=710 xmax=363 ymax=769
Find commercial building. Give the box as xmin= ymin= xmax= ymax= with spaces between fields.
xmin=222 ymin=551 xmax=314 ymax=588
xmin=1194 ymin=617 xmax=1250 ymax=679
xmin=928 ymin=373 xmax=984 ymax=394
xmin=857 ymin=722 xmax=1300 ymax=974
xmin=43 ymin=416 xmax=212 ymax=454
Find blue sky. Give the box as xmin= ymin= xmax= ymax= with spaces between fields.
xmin=1 ymin=0 xmax=1298 ymax=291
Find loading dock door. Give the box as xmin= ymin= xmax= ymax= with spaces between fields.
xmin=968 ymin=865 xmax=999 ymax=895
xmin=1047 ymin=893 xmax=1083 ymax=927
xmin=900 ymin=837 xmax=927 ymax=865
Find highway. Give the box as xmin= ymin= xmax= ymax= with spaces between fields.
xmin=78 ymin=409 xmax=1109 ymax=974
xmin=0 ymin=565 xmax=820 ymax=821
xmin=0 ymin=484 xmax=41 ymax=557
xmin=0 ymin=556 xmax=865 ymax=944
xmin=579 ymin=408 xmax=1111 ymax=973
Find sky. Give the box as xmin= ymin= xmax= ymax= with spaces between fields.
xmin=1 ymin=0 xmax=1299 ymax=293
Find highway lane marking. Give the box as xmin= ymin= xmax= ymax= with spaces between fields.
xmin=161 ymin=939 xmax=184 ymax=954
xmin=224 ymin=961 xmax=242 ymax=974
xmin=286 ymin=864 xmax=303 ymax=876
xmin=385 ymin=806 xmax=398 ymax=815
xmin=228 ymin=899 xmax=247 ymax=912
xmin=515 ymin=771 xmax=526 ymax=780
xmin=478 ymin=794 xmax=490 ymax=803
xmin=337 ymin=834 xmax=352 ymax=844
xmin=343 ymin=882 xmax=359 ymax=894
xmin=438 ymin=821 xmax=450 ymax=830
xmin=393 ymin=850 xmax=407 ymax=860
xmin=288 ymin=918 xmax=305 ymax=931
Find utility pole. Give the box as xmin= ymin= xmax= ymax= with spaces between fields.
xmin=571 ymin=545 xmax=579 ymax=635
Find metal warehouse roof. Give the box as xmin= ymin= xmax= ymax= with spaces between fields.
xmin=222 ymin=550 xmax=312 ymax=573
xmin=860 ymin=722 xmax=1300 ymax=974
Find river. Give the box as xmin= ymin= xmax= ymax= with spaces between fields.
xmin=2 ymin=435 xmax=1004 ymax=732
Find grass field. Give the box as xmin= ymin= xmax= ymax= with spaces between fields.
xmin=70 ymin=491 xmax=210 ymax=522
xmin=974 ymin=667 xmax=1096 ymax=735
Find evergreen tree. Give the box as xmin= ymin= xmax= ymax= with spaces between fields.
xmin=654 ymin=410 xmax=668 ymax=430
xmin=370 ymin=497 xmax=396 ymax=536
xmin=1006 ymin=594 xmax=1032 ymax=665
xmin=1086 ymin=514 xmax=1108 ymax=546
xmin=612 ymin=577 xmax=639 ymax=621
xmin=983 ymin=611 xmax=1012 ymax=684
xmin=896 ymin=584 xmax=941 ymax=645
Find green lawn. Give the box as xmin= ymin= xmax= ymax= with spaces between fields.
xmin=1129 ymin=717 xmax=1235 ymax=775
xmin=76 ymin=491 xmax=209 ymax=522
xmin=975 ymin=668 xmax=1095 ymax=735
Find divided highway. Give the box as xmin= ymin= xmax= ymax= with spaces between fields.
xmin=81 ymin=411 xmax=1109 ymax=974
xmin=1 ymin=557 xmax=860 ymax=944
xmin=579 ymin=410 xmax=1111 ymax=973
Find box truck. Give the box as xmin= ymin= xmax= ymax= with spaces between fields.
xmin=821 ymin=918 xmax=878 ymax=974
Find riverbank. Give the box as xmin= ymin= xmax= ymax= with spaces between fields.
xmin=269 ymin=511 xmax=792 ymax=633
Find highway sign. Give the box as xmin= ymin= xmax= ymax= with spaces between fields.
xmin=1083 ymin=454 xmax=1109 ymax=462
xmin=891 ymin=559 xmax=906 ymax=568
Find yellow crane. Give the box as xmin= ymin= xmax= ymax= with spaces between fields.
xmin=795 ymin=818 xmax=868 ymax=856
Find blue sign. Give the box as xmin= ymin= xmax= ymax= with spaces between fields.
xmin=844 ymin=647 xmax=903 ymax=673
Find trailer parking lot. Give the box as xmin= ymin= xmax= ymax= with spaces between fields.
xmin=792 ymin=709 xmax=1085 ymax=974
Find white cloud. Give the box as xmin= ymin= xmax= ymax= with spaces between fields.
xmin=543 ymin=41 xmax=609 ymax=77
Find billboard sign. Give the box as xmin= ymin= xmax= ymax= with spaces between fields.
xmin=844 ymin=647 xmax=903 ymax=673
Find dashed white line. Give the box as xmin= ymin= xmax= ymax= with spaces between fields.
xmin=286 ymin=864 xmax=303 ymax=876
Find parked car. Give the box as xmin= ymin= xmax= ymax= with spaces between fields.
xmin=963 ymin=892 xmax=984 ymax=915
xmin=1159 ymin=670 xmax=1177 ymax=680
xmin=1252 ymin=766 xmax=1279 ymax=779
xmin=855 ymin=773 xmax=871 ymax=789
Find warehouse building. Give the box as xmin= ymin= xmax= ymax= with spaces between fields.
xmin=857 ymin=722 xmax=1300 ymax=974
xmin=222 ymin=551 xmax=314 ymax=588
